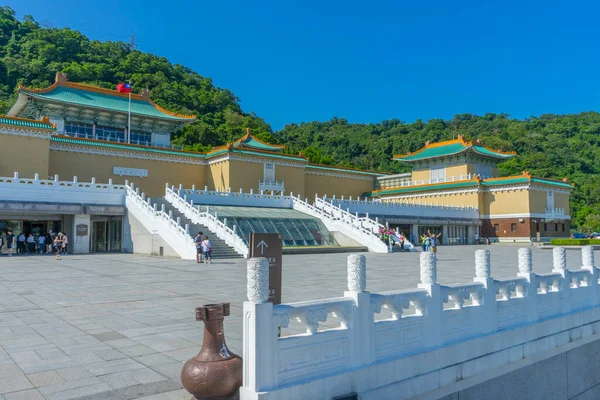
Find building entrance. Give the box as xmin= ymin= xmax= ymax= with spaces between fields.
xmin=91 ymin=220 xmax=122 ymax=252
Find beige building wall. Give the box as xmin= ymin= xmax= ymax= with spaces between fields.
xmin=207 ymin=160 xmax=230 ymax=192
xmin=386 ymin=191 xmax=480 ymax=208
xmin=411 ymin=169 xmax=429 ymax=182
xmin=555 ymin=192 xmax=571 ymax=215
xmin=304 ymin=172 xmax=375 ymax=200
xmin=0 ymin=134 xmax=50 ymax=178
xmin=488 ymin=190 xmax=531 ymax=215
xmin=528 ymin=190 xmax=548 ymax=215
xmin=227 ymin=159 xmax=262 ymax=192
xmin=276 ymin=165 xmax=306 ymax=197
xmin=49 ymin=149 xmax=206 ymax=197
xmin=411 ymin=164 xmax=470 ymax=183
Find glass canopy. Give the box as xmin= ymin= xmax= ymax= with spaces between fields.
xmin=201 ymin=206 xmax=338 ymax=247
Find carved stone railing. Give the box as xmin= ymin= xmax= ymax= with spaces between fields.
xmin=323 ymin=194 xmax=479 ymax=211
xmin=0 ymin=172 xmax=126 ymax=205
xmin=124 ymin=183 xmax=196 ymax=259
xmin=164 ymin=185 xmax=249 ymax=257
xmin=291 ymin=195 xmax=390 ymax=253
xmin=241 ymin=247 xmax=600 ymax=399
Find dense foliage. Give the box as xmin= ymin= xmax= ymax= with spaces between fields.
xmin=1 ymin=7 xmax=599 ymax=230
xmin=0 ymin=7 xmax=274 ymax=152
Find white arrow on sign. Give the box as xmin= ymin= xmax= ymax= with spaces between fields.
xmin=256 ymin=240 xmax=268 ymax=255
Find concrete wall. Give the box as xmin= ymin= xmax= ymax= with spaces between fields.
xmin=123 ymin=211 xmax=179 ymax=257
xmin=207 ymin=159 xmax=229 ymax=192
xmin=0 ymin=134 xmax=50 ymax=178
xmin=488 ymin=189 xmax=531 ymax=214
xmin=425 ymin=338 xmax=600 ymax=400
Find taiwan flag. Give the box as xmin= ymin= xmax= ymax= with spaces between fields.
xmin=117 ymin=82 xmax=131 ymax=93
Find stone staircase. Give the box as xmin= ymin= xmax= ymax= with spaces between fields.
xmin=153 ymin=198 xmax=243 ymax=259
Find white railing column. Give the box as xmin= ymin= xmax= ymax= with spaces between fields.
xmin=418 ymin=252 xmax=442 ymax=347
xmin=344 ymin=254 xmax=373 ymax=366
xmin=517 ymin=248 xmax=538 ymax=322
xmin=242 ymin=258 xmax=276 ymax=393
xmin=582 ymin=246 xmax=599 ymax=305
xmin=553 ymin=247 xmax=571 ymax=314
xmin=473 ymin=249 xmax=497 ymax=333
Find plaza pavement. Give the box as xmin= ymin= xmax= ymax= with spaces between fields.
xmin=0 ymin=245 xmax=592 ymax=399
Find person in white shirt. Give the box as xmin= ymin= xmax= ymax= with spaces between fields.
xmin=201 ymin=236 xmax=212 ymax=264
xmin=26 ymin=234 xmax=35 ymax=254
xmin=61 ymin=234 xmax=69 ymax=254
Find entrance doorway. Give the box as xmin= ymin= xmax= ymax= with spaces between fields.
xmin=91 ymin=220 xmax=122 ymax=252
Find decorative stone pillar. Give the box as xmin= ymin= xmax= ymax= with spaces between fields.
xmin=475 ymin=249 xmax=491 ymax=278
xmin=473 ymin=249 xmax=496 ymax=333
xmin=420 ymin=252 xmax=437 ymax=284
xmin=518 ymin=248 xmax=533 ymax=274
xmin=582 ymin=246 xmax=595 ymax=270
xmin=247 ymin=258 xmax=269 ymax=303
xmin=181 ymin=303 xmax=242 ymax=399
xmin=347 ymin=254 xmax=366 ymax=292
xmin=553 ymin=247 xmax=567 ymax=272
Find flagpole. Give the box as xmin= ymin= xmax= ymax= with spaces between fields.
xmin=127 ymin=91 xmax=131 ymax=144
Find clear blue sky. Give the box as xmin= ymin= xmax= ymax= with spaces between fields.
xmin=6 ymin=0 xmax=600 ymax=130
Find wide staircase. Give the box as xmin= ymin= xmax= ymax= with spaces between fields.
xmin=153 ymin=198 xmax=243 ymax=259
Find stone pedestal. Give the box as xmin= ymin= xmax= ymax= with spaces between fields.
xmin=72 ymin=214 xmax=90 ymax=254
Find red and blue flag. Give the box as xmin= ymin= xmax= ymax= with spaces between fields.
xmin=117 ymin=82 xmax=131 ymax=93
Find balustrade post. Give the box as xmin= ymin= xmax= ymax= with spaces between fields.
xmin=473 ymin=250 xmax=497 ymax=333
xmin=185 ymin=224 xmax=190 ymax=235
xmin=344 ymin=254 xmax=373 ymax=366
xmin=190 ymin=200 xmax=194 ymax=207
xmin=108 ymin=179 xmax=113 ymax=186
xmin=13 ymin=171 xmax=18 ymax=179
xmin=517 ymin=248 xmax=538 ymax=322
xmin=153 ymin=203 xmax=157 ymax=212
xmin=418 ymin=252 xmax=442 ymax=347
xmin=206 ymin=206 xmax=210 ymax=214
xmin=552 ymin=247 xmax=571 ymax=314
xmin=250 ymin=189 xmax=254 ymax=195
xmin=54 ymin=174 xmax=59 ymax=182
xmin=204 ymin=185 xmax=208 ymax=191
xmin=177 ymin=217 xmax=181 ymax=226
xmin=34 ymin=173 xmax=39 ymax=181
xmin=582 ymin=246 xmax=599 ymax=305
xmin=169 ymin=210 xmax=173 ymax=219
xmin=161 ymin=204 xmax=166 ymax=212
xmin=241 ymin=258 xmax=277 ymax=393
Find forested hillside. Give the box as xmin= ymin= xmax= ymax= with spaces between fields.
xmin=1 ymin=7 xmax=599 ymax=230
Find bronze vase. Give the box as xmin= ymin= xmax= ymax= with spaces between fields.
xmin=181 ymin=303 xmax=243 ymax=400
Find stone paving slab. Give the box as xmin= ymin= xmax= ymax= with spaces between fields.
xmin=0 ymin=245 xmax=591 ymax=398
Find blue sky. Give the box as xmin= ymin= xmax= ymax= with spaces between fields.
xmin=6 ymin=0 xmax=600 ymax=130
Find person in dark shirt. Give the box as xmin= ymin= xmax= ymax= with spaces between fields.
xmin=6 ymin=230 xmax=14 ymax=257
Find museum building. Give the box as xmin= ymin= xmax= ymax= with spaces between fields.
xmin=0 ymin=72 xmax=573 ymax=253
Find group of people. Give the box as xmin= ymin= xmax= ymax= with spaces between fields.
xmin=421 ymin=231 xmax=442 ymax=253
xmin=378 ymin=228 xmax=409 ymax=251
xmin=195 ymin=232 xmax=212 ymax=264
xmin=0 ymin=230 xmax=68 ymax=260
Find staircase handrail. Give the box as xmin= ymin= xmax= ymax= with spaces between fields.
xmin=125 ymin=183 xmax=196 ymax=259
xmin=165 ymin=186 xmax=249 ymax=257
xmin=291 ymin=195 xmax=389 ymax=253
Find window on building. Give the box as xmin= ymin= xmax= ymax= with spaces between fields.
xmin=555 ymin=223 xmax=558 ymax=231
xmin=494 ymin=224 xmax=499 ymax=233
xmin=544 ymin=223 xmax=547 ymax=231
xmin=130 ymin=131 xmax=152 ymax=145
xmin=547 ymin=191 xmax=555 ymax=210
xmin=430 ymin=165 xmax=446 ymax=183
xmin=263 ymin=163 xmax=275 ymax=182
xmin=562 ymin=224 xmax=565 ymax=232
xmin=511 ymin=223 xmax=517 ymax=232
xmin=475 ymin=164 xmax=493 ymax=178
xmin=96 ymin=126 xmax=125 ymax=142
xmin=536 ymin=223 xmax=540 ymax=232
xmin=65 ymin=121 xmax=93 ymax=139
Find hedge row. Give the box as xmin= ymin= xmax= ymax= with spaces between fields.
xmin=550 ymin=239 xmax=600 ymax=246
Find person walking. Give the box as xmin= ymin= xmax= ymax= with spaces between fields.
xmin=201 ymin=236 xmax=212 ymax=264
xmin=0 ymin=233 xmax=3 ymax=255
xmin=53 ymin=234 xmax=62 ymax=260
xmin=46 ymin=232 xmax=53 ymax=253
xmin=38 ymin=234 xmax=46 ymax=254
xmin=424 ymin=234 xmax=432 ymax=252
xmin=61 ymin=233 xmax=68 ymax=254
xmin=27 ymin=233 xmax=35 ymax=254
xmin=195 ymin=232 xmax=204 ymax=263
xmin=6 ymin=230 xmax=14 ymax=257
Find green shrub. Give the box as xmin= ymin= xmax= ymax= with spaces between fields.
xmin=550 ymin=239 xmax=600 ymax=245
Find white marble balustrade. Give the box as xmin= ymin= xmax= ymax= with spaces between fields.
xmin=242 ymin=247 xmax=600 ymax=400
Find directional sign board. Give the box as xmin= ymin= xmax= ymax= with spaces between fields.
xmin=249 ymin=233 xmax=283 ymax=304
